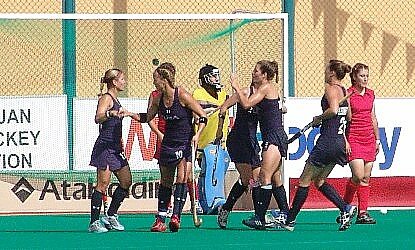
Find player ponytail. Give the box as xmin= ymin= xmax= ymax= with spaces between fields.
xmin=257 ymin=60 xmax=278 ymax=83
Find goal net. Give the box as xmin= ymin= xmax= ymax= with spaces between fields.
xmin=0 ymin=13 xmax=288 ymax=213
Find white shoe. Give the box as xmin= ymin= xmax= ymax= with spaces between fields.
xmin=265 ymin=210 xmax=288 ymax=228
xmin=339 ymin=205 xmax=357 ymax=231
xmin=88 ymin=220 xmax=108 ymax=233
xmin=101 ymin=214 xmax=125 ymax=231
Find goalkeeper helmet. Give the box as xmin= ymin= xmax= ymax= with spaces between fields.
xmin=199 ymin=64 xmax=223 ymax=90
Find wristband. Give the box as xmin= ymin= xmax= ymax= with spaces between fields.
xmin=376 ymin=139 xmax=380 ymax=145
xmin=198 ymin=116 xmax=208 ymax=124
xmin=105 ymin=110 xmax=111 ymax=118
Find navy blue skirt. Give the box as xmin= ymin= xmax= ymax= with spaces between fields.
xmin=261 ymin=127 xmax=288 ymax=158
xmin=159 ymin=139 xmax=192 ymax=167
xmin=90 ymin=139 xmax=128 ymax=171
xmin=307 ymin=135 xmax=347 ymax=167
xmin=227 ymin=130 xmax=260 ymax=166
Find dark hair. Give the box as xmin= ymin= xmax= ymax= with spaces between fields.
xmin=350 ymin=63 xmax=369 ymax=85
xmin=257 ymin=60 xmax=278 ymax=83
xmin=99 ymin=68 xmax=123 ymax=96
xmin=156 ymin=62 xmax=176 ymax=87
xmin=328 ymin=59 xmax=351 ymax=80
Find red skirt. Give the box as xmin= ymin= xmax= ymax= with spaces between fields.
xmin=347 ymin=132 xmax=376 ymax=162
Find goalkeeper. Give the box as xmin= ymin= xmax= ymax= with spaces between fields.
xmin=192 ymin=64 xmax=230 ymax=214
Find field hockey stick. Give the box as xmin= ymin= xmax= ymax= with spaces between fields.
xmin=287 ymin=91 xmax=354 ymax=144
xmin=205 ymin=107 xmax=219 ymax=117
xmin=190 ymin=143 xmax=202 ymax=228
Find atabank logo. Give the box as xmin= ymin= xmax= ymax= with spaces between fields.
xmin=11 ymin=177 xmax=35 ymax=203
xmin=11 ymin=178 xmax=159 ymax=203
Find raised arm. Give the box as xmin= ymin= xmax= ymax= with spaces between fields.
xmin=231 ymin=74 xmax=265 ymax=109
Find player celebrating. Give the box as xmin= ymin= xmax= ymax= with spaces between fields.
xmin=278 ymin=59 xmax=357 ymax=232
xmin=231 ymin=60 xmax=289 ymax=230
xmin=216 ymin=81 xmax=261 ymax=229
xmin=88 ymin=68 xmax=132 ymax=233
xmin=127 ymin=62 xmax=207 ymax=232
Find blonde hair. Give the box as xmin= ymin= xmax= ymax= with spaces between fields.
xmin=98 ymin=68 xmax=123 ymax=96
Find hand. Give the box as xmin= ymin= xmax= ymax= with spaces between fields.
xmin=345 ymin=140 xmax=351 ymax=155
xmin=281 ymin=105 xmax=287 ymax=114
xmin=213 ymin=134 xmax=223 ymax=145
xmin=191 ymin=134 xmax=200 ymax=149
xmin=230 ymin=73 xmax=239 ymax=92
xmin=375 ymin=142 xmax=380 ymax=155
xmin=312 ymin=116 xmax=322 ymax=127
xmin=118 ymin=107 xmax=129 ymax=118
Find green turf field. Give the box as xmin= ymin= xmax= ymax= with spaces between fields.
xmin=0 ymin=209 xmax=414 ymax=249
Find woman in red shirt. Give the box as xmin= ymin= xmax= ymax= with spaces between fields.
xmin=343 ymin=63 xmax=380 ymax=224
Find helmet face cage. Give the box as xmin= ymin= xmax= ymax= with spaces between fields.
xmin=202 ymin=68 xmax=222 ymax=90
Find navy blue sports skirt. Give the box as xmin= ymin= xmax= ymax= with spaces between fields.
xmin=90 ymin=139 xmax=128 ymax=171
xmin=261 ymin=127 xmax=288 ymax=158
xmin=159 ymin=139 xmax=192 ymax=167
xmin=227 ymin=130 xmax=260 ymax=167
xmin=307 ymin=135 xmax=347 ymax=167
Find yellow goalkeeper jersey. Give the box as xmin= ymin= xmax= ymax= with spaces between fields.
xmin=193 ymin=87 xmax=229 ymax=149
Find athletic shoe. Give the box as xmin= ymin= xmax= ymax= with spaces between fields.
xmin=242 ymin=214 xmax=265 ymax=230
xmin=272 ymin=210 xmax=287 ymax=225
xmin=280 ymin=220 xmax=296 ymax=231
xmin=150 ymin=216 xmax=167 ymax=232
xmin=217 ymin=205 xmax=230 ymax=229
xmin=356 ymin=212 xmax=376 ymax=224
xmin=101 ymin=214 xmax=124 ymax=231
xmin=88 ymin=220 xmax=108 ymax=233
xmin=265 ymin=210 xmax=287 ymax=228
xmin=336 ymin=205 xmax=357 ymax=224
xmin=169 ymin=214 xmax=181 ymax=232
xmin=338 ymin=205 xmax=357 ymax=231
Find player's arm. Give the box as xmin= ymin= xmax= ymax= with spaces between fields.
xmin=372 ymin=103 xmax=380 ymax=153
xmin=193 ymin=90 xmax=218 ymax=116
xmin=95 ymin=94 xmax=115 ymax=124
xmin=179 ymin=87 xmax=207 ymax=145
xmin=231 ymin=74 xmax=265 ymax=109
xmin=219 ymin=92 xmax=238 ymax=114
xmin=313 ymin=84 xmax=339 ymax=126
xmin=146 ymin=93 xmax=164 ymax=138
xmin=127 ymin=92 xmax=160 ymax=123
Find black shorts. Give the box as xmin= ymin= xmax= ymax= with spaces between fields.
xmin=307 ymin=136 xmax=347 ymax=167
